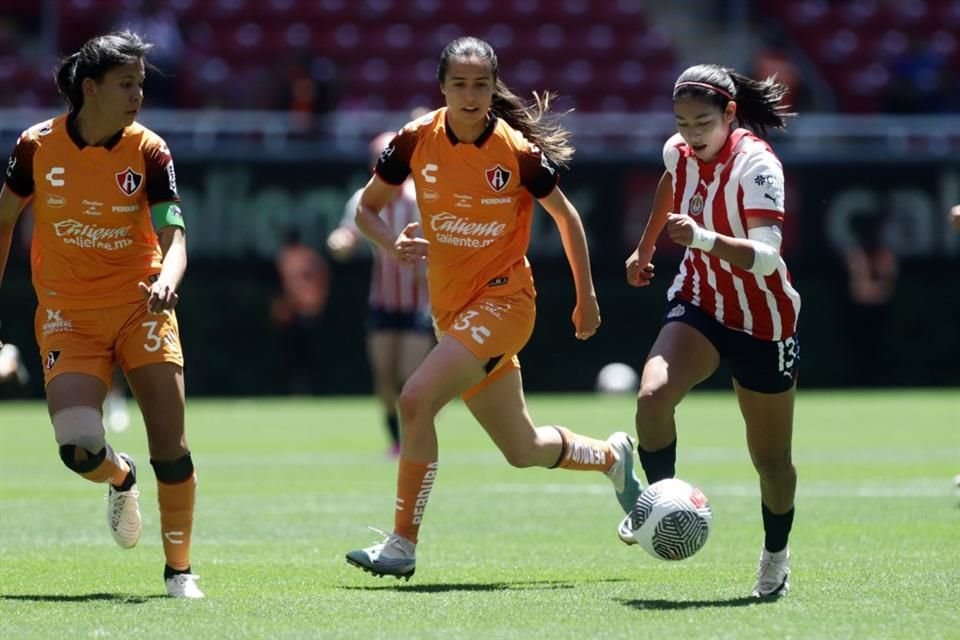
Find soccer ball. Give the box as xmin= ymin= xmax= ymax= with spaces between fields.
xmin=619 ymin=478 xmax=712 ymax=561
xmin=595 ymin=362 xmax=639 ymax=394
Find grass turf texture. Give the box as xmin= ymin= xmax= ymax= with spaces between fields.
xmin=1 ymin=390 xmax=958 ymax=639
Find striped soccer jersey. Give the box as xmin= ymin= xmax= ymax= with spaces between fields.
xmin=664 ymin=128 xmax=801 ymax=341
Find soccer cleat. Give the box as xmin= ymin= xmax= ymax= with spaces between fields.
xmin=107 ymin=453 xmax=142 ymax=549
xmin=616 ymin=512 xmax=637 ymax=546
xmin=752 ymin=546 xmax=791 ymax=598
xmin=605 ymin=431 xmax=644 ymax=515
xmin=165 ymin=573 xmax=205 ymax=599
xmin=345 ymin=528 xmax=416 ymax=580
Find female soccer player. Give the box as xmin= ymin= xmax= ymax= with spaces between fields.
xmin=328 ymin=132 xmax=434 ymax=457
xmin=345 ymin=36 xmax=642 ymax=580
xmin=623 ymin=64 xmax=801 ymax=598
xmin=0 ymin=32 xmax=202 ymax=598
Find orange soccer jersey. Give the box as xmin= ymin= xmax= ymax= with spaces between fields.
xmin=5 ymin=114 xmax=181 ymax=309
xmin=375 ymin=108 xmax=559 ymax=313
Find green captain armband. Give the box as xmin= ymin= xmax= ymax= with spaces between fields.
xmin=151 ymin=202 xmax=186 ymax=231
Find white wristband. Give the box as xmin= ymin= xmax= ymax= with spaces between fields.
xmin=689 ymin=226 xmax=717 ymax=251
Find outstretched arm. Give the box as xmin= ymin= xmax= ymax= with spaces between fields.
xmin=539 ymin=186 xmax=600 ymax=340
xmin=626 ymin=170 xmax=672 ymax=287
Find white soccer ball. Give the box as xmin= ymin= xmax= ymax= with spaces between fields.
xmin=595 ymin=362 xmax=639 ymax=394
xmin=621 ymin=478 xmax=712 ymax=561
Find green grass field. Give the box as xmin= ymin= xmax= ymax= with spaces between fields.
xmin=1 ymin=390 xmax=958 ymax=639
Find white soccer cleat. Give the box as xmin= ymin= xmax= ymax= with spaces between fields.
xmin=752 ymin=546 xmax=790 ymax=598
xmin=107 ymin=454 xmax=142 ymax=549
xmin=166 ymin=573 xmax=205 ymax=599
xmin=604 ymin=432 xmax=643 ymax=515
xmin=346 ymin=527 xmax=416 ymax=580
xmin=616 ymin=512 xmax=637 ymax=546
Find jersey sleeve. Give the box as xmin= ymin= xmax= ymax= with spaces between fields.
xmin=662 ymin=133 xmax=684 ymax=175
xmin=518 ymin=143 xmax=559 ymax=199
xmin=143 ymin=135 xmax=180 ymax=205
xmin=4 ymin=132 xmax=38 ymax=198
xmin=374 ymin=126 xmax=418 ymax=185
xmin=739 ymin=149 xmax=786 ymax=222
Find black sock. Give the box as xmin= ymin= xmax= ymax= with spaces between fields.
xmin=762 ymin=503 xmax=795 ymax=553
xmin=164 ymin=564 xmax=192 ymax=579
xmin=386 ymin=413 xmax=400 ymax=445
xmin=637 ymin=438 xmax=677 ymax=485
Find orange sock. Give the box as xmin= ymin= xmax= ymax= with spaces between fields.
xmin=79 ymin=445 xmax=130 ymax=486
xmin=551 ymin=426 xmax=615 ymax=472
xmin=394 ymin=459 xmax=438 ymax=544
xmin=157 ymin=473 xmax=196 ymax=572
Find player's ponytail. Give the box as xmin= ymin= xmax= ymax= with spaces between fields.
xmin=438 ymin=36 xmax=574 ymax=168
xmin=54 ymin=31 xmax=154 ymax=112
xmin=673 ymin=64 xmax=796 ymax=138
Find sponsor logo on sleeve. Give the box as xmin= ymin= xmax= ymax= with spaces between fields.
xmin=754 ymin=173 xmax=784 ymax=208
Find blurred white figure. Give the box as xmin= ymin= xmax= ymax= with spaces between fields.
xmin=0 ymin=342 xmax=29 ymax=385
xmin=104 ymin=368 xmax=131 ymax=433
xmin=596 ymin=362 xmax=639 ymax=394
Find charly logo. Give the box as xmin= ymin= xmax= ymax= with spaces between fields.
xmin=484 ymin=164 xmax=511 ymax=192
xmin=115 ymin=167 xmax=143 ymax=196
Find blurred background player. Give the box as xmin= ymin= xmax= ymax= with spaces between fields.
xmin=0 ymin=32 xmax=202 ymax=598
xmin=327 ymin=131 xmax=433 ymax=457
xmin=270 ymin=228 xmax=330 ymax=395
xmin=0 ymin=339 xmax=30 ymax=386
xmin=344 ymin=36 xmax=642 ymax=581
xmin=624 ymin=64 xmax=800 ymax=598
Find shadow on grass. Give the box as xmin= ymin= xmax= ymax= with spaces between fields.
xmin=1 ymin=593 xmax=167 ymax=604
xmin=343 ymin=578 xmax=630 ymax=593
xmin=620 ymin=596 xmax=773 ymax=610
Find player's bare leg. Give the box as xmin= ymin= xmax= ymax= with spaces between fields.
xmin=127 ymin=362 xmax=202 ymax=598
xmin=634 ymin=322 xmax=719 ymax=484
xmin=736 ymin=381 xmax=796 ymax=598
xmin=347 ymin=336 xmax=482 ymax=579
xmin=46 ymin=373 xmax=141 ymax=549
xmin=467 ymin=368 xmax=641 ymax=512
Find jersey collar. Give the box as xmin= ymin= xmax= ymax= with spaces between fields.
xmin=66 ymin=112 xmax=124 ymax=150
xmin=444 ymin=111 xmax=498 ymax=147
xmin=701 ymin=128 xmax=749 ymax=166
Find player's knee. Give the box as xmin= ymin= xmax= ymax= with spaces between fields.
xmin=751 ymin=448 xmax=795 ymax=482
xmin=635 ymin=381 xmax=675 ymax=426
xmin=53 ymin=406 xmax=107 ymax=472
xmin=396 ymin=385 xmax=432 ymax=427
xmin=151 ymin=452 xmax=195 ymax=484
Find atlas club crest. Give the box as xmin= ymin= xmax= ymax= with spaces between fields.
xmin=484 ymin=164 xmax=511 ymax=192
xmin=115 ymin=167 xmax=143 ymax=196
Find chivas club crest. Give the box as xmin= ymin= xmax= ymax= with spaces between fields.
xmin=689 ymin=193 xmax=705 ymax=216
xmin=115 ymin=167 xmax=143 ymax=196
xmin=484 ymin=164 xmax=512 ymax=192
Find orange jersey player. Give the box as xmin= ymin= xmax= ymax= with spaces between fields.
xmin=344 ymin=36 xmax=643 ymax=581
xmin=0 ymin=32 xmax=202 ymax=598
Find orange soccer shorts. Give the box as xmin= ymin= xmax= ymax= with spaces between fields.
xmin=35 ymin=301 xmax=184 ymax=387
xmin=433 ymin=287 xmax=536 ymax=400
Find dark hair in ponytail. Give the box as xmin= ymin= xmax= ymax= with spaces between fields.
xmin=672 ymin=64 xmax=796 ymax=138
xmin=55 ymin=31 xmax=154 ymax=112
xmin=437 ymin=36 xmax=574 ymax=168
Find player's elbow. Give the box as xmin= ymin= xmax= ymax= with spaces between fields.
xmin=748 ymin=243 xmax=780 ymax=276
